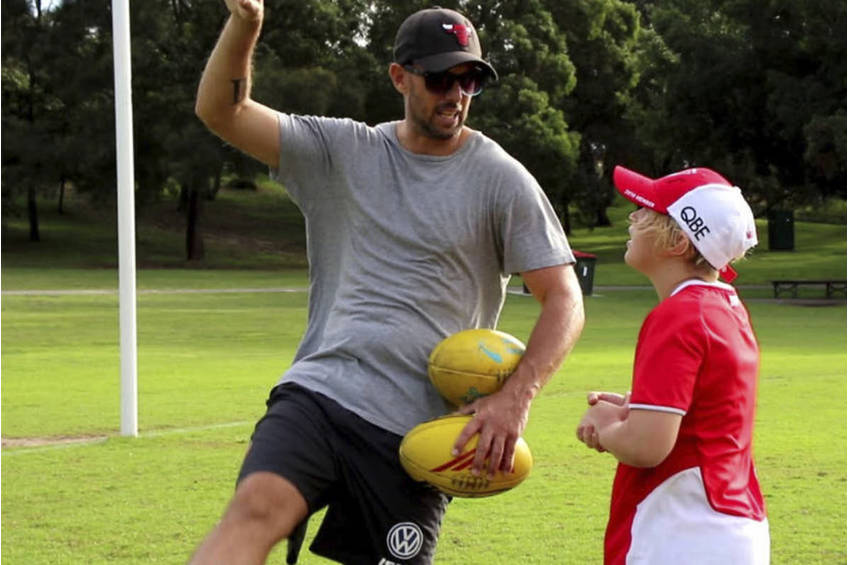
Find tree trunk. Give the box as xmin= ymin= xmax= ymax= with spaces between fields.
xmin=207 ymin=161 xmax=223 ymax=201
xmin=58 ymin=176 xmax=66 ymax=214
xmin=594 ymin=206 xmax=611 ymax=227
xmin=556 ymin=199 xmax=572 ymax=236
xmin=593 ymin=177 xmax=614 ymax=227
xmin=28 ymin=185 xmax=41 ymax=242
xmin=185 ymin=185 xmax=204 ymax=260
xmin=177 ymin=183 xmax=189 ymax=212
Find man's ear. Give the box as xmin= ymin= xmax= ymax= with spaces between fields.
xmin=388 ymin=63 xmax=407 ymax=94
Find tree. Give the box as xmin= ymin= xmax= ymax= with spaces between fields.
xmin=256 ymin=0 xmax=379 ymax=120
xmin=462 ymin=0 xmax=582 ymax=231
xmin=547 ymin=0 xmax=646 ymax=228
xmin=737 ymin=0 xmax=847 ymax=207
xmin=3 ymin=0 xmax=126 ymax=242
xmin=130 ymin=0 xmax=232 ymax=259
xmin=8 ymin=0 xmax=840 ymax=262
xmin=2 ymin=0 xmax=58 ymax=241
xmin=45 ymin=0 xmax=117 ymax=208
xmin=630 ymin=0 xmax=846 ymax=211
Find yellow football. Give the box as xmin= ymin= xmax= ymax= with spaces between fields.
xmin=399 ymin=414 xmax=533 ymax=498
xmin=428 ymin=329 xmax=526 ymax=406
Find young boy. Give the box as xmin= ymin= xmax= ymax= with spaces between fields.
xmin=577 ymin=165 xmax=770 ymax=564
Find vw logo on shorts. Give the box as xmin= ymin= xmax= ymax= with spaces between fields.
xmin=387 ymin=521 xmax=423 ymax=560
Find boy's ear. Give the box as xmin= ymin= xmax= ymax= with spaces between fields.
xmin=668 ymin=232 xmax=694 ymax=259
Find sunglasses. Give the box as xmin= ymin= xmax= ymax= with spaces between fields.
xmin=403 ymin=65 xmax=487 ymax=97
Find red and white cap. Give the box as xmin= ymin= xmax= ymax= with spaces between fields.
xmin=613 ymin=166 xmax=758 ymax=282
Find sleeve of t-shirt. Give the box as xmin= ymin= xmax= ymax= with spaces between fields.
xmin=270 ymin=113 xmax=353 ymax=205
xmin=629 ymin=304 xmax=706 ymax=415
xmin=498 ymin=166 xmax=575 ymax=275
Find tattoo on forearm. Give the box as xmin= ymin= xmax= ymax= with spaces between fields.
xmin=231 ymin=78 xmax=246 ymax=104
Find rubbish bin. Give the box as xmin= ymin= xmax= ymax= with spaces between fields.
xmin=573 ymin=251 xmax=597 ymax=296
xmin=767 ymin=210 xmax=794 ymax=251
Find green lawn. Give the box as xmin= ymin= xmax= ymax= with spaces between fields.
xmin=2 ymin=286 xmax=845 ymax=564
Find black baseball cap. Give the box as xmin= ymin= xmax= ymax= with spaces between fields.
xmin=393 ymin=7 xmax=498 ymax=80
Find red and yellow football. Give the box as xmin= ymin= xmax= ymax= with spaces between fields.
xmin=428 ymin=329 xmax=526 ymax=406
xmin=399 ymin=414 xmax=533 ymax=498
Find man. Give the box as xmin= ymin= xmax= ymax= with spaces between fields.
xmin=190 ymin=2 xmax=585 ymax=564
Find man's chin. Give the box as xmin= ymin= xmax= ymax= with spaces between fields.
xmin=429 ymin=129 xmax=458 ymax=140
xmin=426 ymin=121 xmax=463 ymax=140
xmin=412 ymin=114 xmax=464 ymax=140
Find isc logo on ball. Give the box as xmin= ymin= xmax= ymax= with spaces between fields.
xmin=450 ymin=474 xmax=491 ymax=493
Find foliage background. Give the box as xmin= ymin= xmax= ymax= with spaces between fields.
xmin=2 ymin=0 xmax=845 ymax=257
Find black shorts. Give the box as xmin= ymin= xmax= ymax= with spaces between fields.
xmin=239 ymin=382 xmax=450 ymax=564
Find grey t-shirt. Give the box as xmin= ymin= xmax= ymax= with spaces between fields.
xmin=273 ymin=114 xmax=574 ymax=435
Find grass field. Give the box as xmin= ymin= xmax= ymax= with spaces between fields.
xmin=2 ymin=287 xmax=845 ymax=564
xmin=2 ymin=187 xmax=846 ymax=563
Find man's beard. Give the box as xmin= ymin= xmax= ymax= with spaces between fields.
xmin=411 ymin=102 xmax=465 ymax=140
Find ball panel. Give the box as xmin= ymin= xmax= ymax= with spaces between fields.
xmin=426 ymin=368 xmax=503 ymax=406
xmin=399 ymin=415 xmax=533 ymax=498
xmin=427 ymin=329 xmax=526 ymax=406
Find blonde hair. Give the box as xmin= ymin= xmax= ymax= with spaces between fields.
xmin=632 ymin=211 xmax=716 ymax=273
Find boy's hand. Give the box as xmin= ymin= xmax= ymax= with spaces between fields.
xmin=577 ymin=392 xmax=630 ymax=452
xmin=587 ymin=390 xmax=631 ymax=407
xmin=576 ymin=413 xmax=605 ymax=452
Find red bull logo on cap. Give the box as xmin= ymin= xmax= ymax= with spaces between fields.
xmin=442 ymin=23 xmax=470 ymax=46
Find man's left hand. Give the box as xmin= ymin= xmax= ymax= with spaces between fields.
xmin=451 ymin=387 xmax=531 ymax=478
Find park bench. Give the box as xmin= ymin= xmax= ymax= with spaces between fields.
xmin=771 ymin=279 xmax=847 ymax=299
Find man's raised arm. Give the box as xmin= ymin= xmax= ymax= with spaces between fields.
xmin=195 ymin=0 xmax=279 ymax=168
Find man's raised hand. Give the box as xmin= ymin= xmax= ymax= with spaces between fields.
xmin=224 ymin=0 xmax=263 ymax=23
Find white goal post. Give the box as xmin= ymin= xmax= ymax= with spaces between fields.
xmin=112 ymin=0 xmax=138 ymax=437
